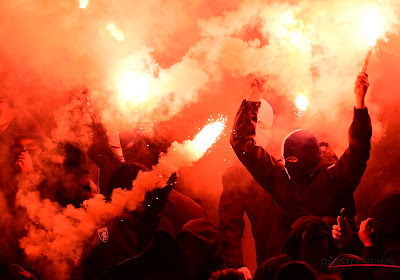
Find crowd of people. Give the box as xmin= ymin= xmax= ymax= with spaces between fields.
xmin=1 ymin=71 xmax=400 ymax=280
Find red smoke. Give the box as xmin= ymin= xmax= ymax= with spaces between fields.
xmin=0 ymin=0 xmax=399 ymax=278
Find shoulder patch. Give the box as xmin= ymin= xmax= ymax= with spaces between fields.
xmin=97 ymin=227 xmax=109 ymax=243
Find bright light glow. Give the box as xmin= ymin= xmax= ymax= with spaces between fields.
xmin=359 ymin=4 xmax=386 ymax=46
xmin=192 ymin=119 xmax=226 ymax=156
xmin=295 ymin=95 xmax=309 ymax=111
xmin=116 ymin=70 xmax=151 ymax=107
xmin=79 ymin=0 xmax=89 ymax=9
xmin=106 ymin=23 xmax=124 ymax=42
xmin=275 ymin=10 xmax=310 ymax=51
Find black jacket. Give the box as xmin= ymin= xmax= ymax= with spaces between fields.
xmin=230 ymin=100 xmax=372 ymax=224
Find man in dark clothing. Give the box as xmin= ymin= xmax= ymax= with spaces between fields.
xmin=219 ymin=100 xmax=288 ymax=276
xmin=254 ymin=216 xmax=336 ymax=280
xmin=79 ymin=163 xmax=219 ymax=280
xmin=230 ymin=72 xmax=371 ymax=227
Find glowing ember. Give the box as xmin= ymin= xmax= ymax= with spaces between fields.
xmin=295 ymin=94 xmax=309 ymax=111
xmin=192 ymin=118 xmax=226 ymax=156
xmin=116 ymin=70 xmax=151 ymax=107
xmin=106 ymin=23 xmax=124 ymax=42
xmin=79 ymin=0 xmax=89 ymax=9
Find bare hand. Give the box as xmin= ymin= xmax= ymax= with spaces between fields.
xmin=247 ymin=75 xmax=267 ymax=101
xmin=332 ymin=215 xmax=352 ymax=248
xmin=354 ymin=72 xmax=369 ymax=109
xmin=249 ymin=76 xmax=267 ymax=92
xmin=359 ymin=218 xmax=374 ymax=247
xmin=15 ymin=151 xmax=34 ymax=174
xmin=238 ymin=267 xmax=252 ymax=280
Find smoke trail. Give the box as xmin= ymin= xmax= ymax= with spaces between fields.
xmin=17 ymin=118 xmax=226 ymax=280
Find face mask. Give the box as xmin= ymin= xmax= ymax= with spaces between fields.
xmin=282 ymin=129 xmax=321 ymax=182
xmin=284 ymin=157 xmax=318 ymax=182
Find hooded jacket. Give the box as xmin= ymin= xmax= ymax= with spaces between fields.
xmin=230 ymin=100 xmax=372 ymax=225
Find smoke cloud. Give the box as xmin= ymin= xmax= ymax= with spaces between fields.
xmin=0 ymin=0 xmax=400 ymax=278
xmin=16 ymin=119 xmax=225 ymax=279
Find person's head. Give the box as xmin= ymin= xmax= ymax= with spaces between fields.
xmin=39 ymin=142 xmax=93 ymax=208
xmin=282 ymin=129 xmax=321 ymax=182
xmin=107 ymin=162 xmax=173 ymax=214
xmin=9 ymin=135 xmax=43 ymax=175
xmin=107 ymin=163 xmax=174 ymax=244
xmin=10 ymin=112 xmax=45 ymax=158
xmin=275 ymin=261 xmax=319 ymax=280
xmin=284 ymin=216 xmax=331 ymax=270
xmin=254 ymin=99 xmax=274 ymax=148
xmin=11 ymin=137 xmax=39 ymax=156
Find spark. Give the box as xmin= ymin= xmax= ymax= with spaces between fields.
xmin=192 ymin=117 xmax=226 ymax=157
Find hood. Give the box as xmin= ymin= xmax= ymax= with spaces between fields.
xmin=283 ymin=215 xmax=331 ymax=259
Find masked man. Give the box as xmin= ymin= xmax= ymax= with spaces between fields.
xmin=230 ymin=72 xmax=371 ymax=232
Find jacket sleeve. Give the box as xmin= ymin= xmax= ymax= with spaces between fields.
xmin=334 ymin=107 xmax=372 ymax=193
xmin=230 ymin=100 xmax=281 ymax=196
xmin=218 ymin=174 xmax=245 ymax=268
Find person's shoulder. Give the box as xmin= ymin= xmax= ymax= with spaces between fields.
xmin=168 ymin=190 xmax=206 ymax=216
xmin=255 ymin=254 xmax=288 ymax=280
xmin=222 ymin=161 xmax=253 ymax=185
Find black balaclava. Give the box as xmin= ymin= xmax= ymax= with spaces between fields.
xmin=282 ymin=129 xmax=321 ymax=183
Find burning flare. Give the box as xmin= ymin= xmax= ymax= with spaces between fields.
xmin=116 ymin=70 xmax=151 ymax=108
xmin=79 ymin=0 xmax=89 ymax=9
xmin=295 ymin=94 xmax=309 ymax=112
xmin=106 ymin=23 xmax=124 ymax=42
xmin=192 ymin=117 xmax=226 ymax=157
xmin=360 ymin=4 xmax=387 ymax=47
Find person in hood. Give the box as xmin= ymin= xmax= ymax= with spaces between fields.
xmin=79 ymin=163 xmax=217 ymax=280
xmin=219 ymin=99 xmax=288 ymax=278
xmin=253 ymin=216 xmax=336 ymax=280
xmin=230 ymin=72 xmax=371 ymax=227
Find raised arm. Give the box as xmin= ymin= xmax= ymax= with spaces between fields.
xmin=334 ymin=72 xmax=372 ymax=192
xmin=230 ymin=77 xmax=281 ymax=194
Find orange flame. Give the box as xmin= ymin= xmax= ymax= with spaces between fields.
xmin=359 ymin=4 xmax=387 ymax=47
xmin=192 ymin=117 xmax=226 ymax=157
